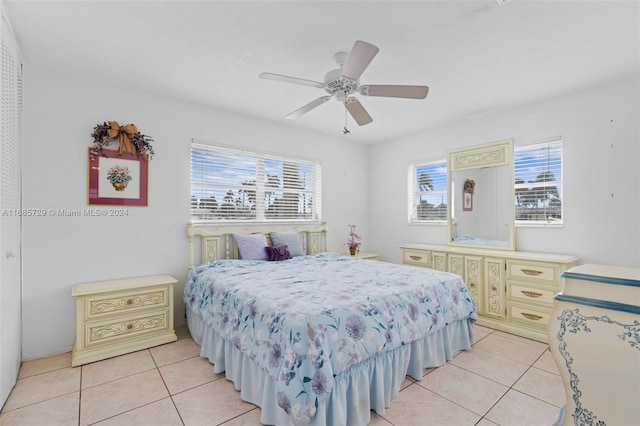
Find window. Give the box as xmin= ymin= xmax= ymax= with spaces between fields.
xmin=514 ymin=138 xmax=563 ymax=225
xmin=190 ymin=142 xmax=321 ymax=222
xmin=408 ymin=159 xmax=447 ymax=223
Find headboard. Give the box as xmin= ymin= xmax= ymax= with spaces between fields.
xmin=187 ymin=222 xmax=328 ymax=269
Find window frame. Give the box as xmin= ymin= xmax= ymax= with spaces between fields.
xmin=514 ymin=138 xmax=564 ymax=227
xmin=190 ymin=141 xmax=322 ymax=224
xmin=408 ymin=158 xmax=448 ymax=224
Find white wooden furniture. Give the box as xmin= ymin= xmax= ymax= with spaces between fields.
xmin=548 ymin=264 xmax=640 ymax=426
xmin=188 ymin=222 xmax=328 ymax=266
xmin=343 ymin=252 xmax=378 ymax=260
xmin=447 ymin=139 xmax=515 ymax=251
xmin=71 ymin=274 xmax=177 ymax=367
xmin=401 ymin=244 xmax=579 ymax=343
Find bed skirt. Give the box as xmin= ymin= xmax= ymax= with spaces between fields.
xmin=187 ymin=307 xmax=474 ymax=426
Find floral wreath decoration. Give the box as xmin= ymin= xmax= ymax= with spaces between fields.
xmin=90 ymin=121 xmax=154 ymax=161
xmin=463 ymin=179 xmax=475 ymax=194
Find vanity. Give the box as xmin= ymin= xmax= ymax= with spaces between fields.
xmin=402 ymin=139 xmax=579 ymax=343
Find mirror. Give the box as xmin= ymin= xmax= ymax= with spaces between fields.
xmin=448 ymin=139 xmax=515 ymax=250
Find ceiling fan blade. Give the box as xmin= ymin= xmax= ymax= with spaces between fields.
xmin=285 ymin=96 xmax=332 ymax=120
xmin=341 ymin=40 xmax=379 ymax=82
xmin=359 ymin=85 xmax=429 ymax=99
xmin=345 ymin=97 xmax=373 ymax=126
xmin=259 ymin=72 xmax=325 ymax=88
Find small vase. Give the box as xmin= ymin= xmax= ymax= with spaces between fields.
xmin=112 ymin=182 xmax=127 ymax=191
xmin=349 ymin=247 xmax=357 ymax=256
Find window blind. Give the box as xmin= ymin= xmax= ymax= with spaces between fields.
xmin=191 ymin=142 xmax=321 ymax=222
xmin=408 ymin=159 xmax=447 ymax=223
xmin=514 ymin=138 xmax=563 ymax=224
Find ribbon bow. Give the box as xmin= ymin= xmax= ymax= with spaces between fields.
xmin=107 ymin=121 xmax=138 ymax=155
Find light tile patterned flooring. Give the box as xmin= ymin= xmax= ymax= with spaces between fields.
xmin=0 ymin=324 xmax=565 ymax=425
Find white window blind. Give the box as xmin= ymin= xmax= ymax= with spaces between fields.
xmin=514 ymin=138 xmax=563 ymax=225
xmin=408 ymin=159 xmax=447 ymax=223
xmin=191 ymin=142 xmax=321 ymax=222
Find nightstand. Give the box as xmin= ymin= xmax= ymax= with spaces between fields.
xmin=344 ymin=252 xmax=379 ymax=260
xmin=71 ymin=274 xmax=178 ymax=367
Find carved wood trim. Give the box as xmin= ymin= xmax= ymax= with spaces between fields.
xmin=89 ymin=314 xmax=167 ymax=343
xmin=90 ymin=291 xmax=165 ymax=315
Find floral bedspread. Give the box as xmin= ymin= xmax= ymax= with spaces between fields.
xmin=184 ymin=252 xmax=477 ymax=425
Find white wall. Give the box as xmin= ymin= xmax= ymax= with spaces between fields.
xmin=19 ymin=67 xmax=640 ymax=360
xmin=21 ymin=66 xmax=371 ymax=360
xmin=369 ymin=76 xmax=640 ymax=267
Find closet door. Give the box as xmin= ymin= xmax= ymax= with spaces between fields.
xmin=0 ymin=10 xmax=23 ymax=407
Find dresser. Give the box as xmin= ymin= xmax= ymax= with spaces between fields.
xmin=401 ymin=244 xmax=579 ymax=343
xmin=548 ymin=264 xmax=640 ymax=426
xmin=71 ymin=274 xmax=178 ymax=367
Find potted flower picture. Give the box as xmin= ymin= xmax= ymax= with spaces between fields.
xmin=346 ymin=224 xmax=362 ymax=255
xmin=106 ymin=165 xmax=132 ymax=191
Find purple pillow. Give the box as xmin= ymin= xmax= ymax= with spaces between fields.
xmin=265 ymin=245 xmax=292 ymax=261
xmin=233 ymin=233 xmax=269 ymax=261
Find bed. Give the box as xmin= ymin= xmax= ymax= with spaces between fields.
xmin=185 ymin=222 xmax=477 ymax=426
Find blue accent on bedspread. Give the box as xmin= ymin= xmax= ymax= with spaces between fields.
xmin=184 ymin=252 xmax=477 ymax=425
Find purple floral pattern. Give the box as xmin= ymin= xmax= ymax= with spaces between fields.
xmin=184 ymin=252 xmax=476 ymax=425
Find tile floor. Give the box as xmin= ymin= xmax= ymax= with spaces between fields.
xmin=0 ymin=324 xmax=565 ymax=426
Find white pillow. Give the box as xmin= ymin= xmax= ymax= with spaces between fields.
xmin=270 ymin=232 xmax=304 ymax=257
xmin=233 ymin=233 xmax=268 ymax=261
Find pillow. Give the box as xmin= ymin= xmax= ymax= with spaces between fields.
xmin=265 ymin=245 xmax=292 ymax=262
xmin=270 ymin=232 xmax=304 ymax=257
xmin=233 ymin=233 xmax=268 ymax=261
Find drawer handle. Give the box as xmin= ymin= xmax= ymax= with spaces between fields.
xmin=521 ymin=312 xmax=543 ymax=321
xmin=126 ymin=299 xmax=133 ymax=305
xmin=126 ymin=323 xmax=133 ymax=330
xmin=521 ymin=290 xmax=543 ymax=298
xmin=409 ymin=255 xmax=422 ymax=261
xmin=521 ymin=268 xmax=543 ymax=276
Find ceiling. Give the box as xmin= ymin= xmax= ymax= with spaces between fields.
xmin=4 ymin=0 xmax=639 ymax=144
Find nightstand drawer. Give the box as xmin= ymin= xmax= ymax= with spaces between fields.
xmin=403 ymin=250 xmax=430 ymax=267
xmin=507 ymin=303 xmax=552 ymax=329
xmin=84 ymin=286 xmax=169 ymax=320
xmin=85 ymin=308 xmax=170 ymax=347
xmin=508 ymin=282 xmax=557 ymax=306
xmin=507 ymin=260 xmax=558 ymax=285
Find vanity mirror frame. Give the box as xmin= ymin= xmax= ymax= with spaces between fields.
xmin=447 ymin=139 xmax=515 ymax=251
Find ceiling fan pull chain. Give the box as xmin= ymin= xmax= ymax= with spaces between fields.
xmin=343 ymin=92 xmax=350 ymax=135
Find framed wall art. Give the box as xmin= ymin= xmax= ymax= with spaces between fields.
xmin=88 ymin=148 xmax=148 ymax=206
xmin=462 ymin=191 xmax=473 ymax=211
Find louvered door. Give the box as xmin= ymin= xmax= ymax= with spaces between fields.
xmin=0 ymin=10 xmax=23 ymax=407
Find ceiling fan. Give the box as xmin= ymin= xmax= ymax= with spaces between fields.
xmin=259 ymin=40 xmax=429 ymax=128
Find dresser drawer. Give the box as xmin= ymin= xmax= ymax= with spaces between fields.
xmin=84 ymin=286 xmax=170 ymax=320
xmin=85 ymin=308 xmax=170 ymax=347
xmin=403 ymin=250 xmax=431 ymax=267
xmin=508 ymin=282 xmax=557 ymax=307
xmin=507 ymin=302 xmax=552 ymax=329
xmin=507 ymin=260 xmax=559 ymax=285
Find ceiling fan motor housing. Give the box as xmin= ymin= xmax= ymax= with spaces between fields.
xmin=324 ymin=68 xmax=358 ymax=101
